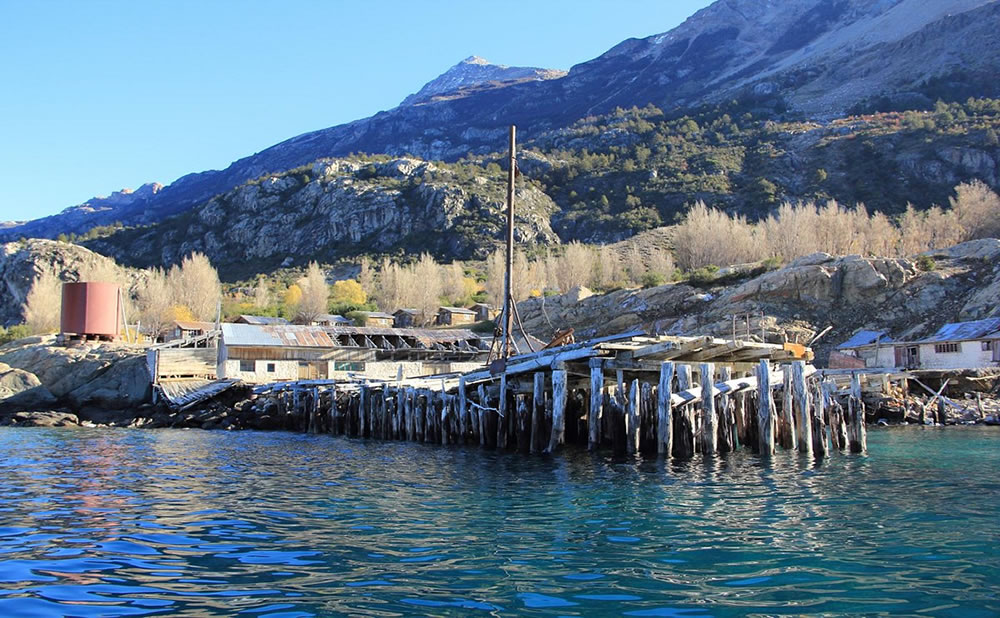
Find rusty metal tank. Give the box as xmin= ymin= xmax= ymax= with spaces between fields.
xmin=60 ymin=282 xmax=122 ymax=338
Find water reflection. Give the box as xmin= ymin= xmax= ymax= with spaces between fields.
xmin=0 ymin=427 xmax=996 ymax=616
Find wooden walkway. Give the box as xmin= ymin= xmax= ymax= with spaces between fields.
xmin=253 ymin=332 xmax=868 ymax=457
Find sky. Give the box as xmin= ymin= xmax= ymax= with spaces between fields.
xmin=0 ymin=0 xmax=712 ymax=222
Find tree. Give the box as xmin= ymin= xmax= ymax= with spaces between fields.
xmin=357 ymin=257 xmax=376 ymax=300
xmin=23 ymin=269 xmax=62 ymax=334
xmin=411 ymin=253 xmax=443 ymax=325
xmin=169 ymin=253 xmax=220 ymax=321
xmin=252 ymin=277 xmax=271 ymax=308
xmin=296 ymin=262 xmax=329 ymax=324
xmin=283 ymin=284 xmax=303 ymax=309
xmin=330 ymin=279 xmax=367 ymax=307
xmin=136 ymin=268 xmax=175 ymax=339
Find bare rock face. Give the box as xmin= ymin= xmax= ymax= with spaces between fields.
xmin=517 ymin=245 xmax=998 ymax=365
xmin=0 ymin=366 xmax=58 ymax=409
xmin=90 ymin=156 xmax=560 ymax=275
xmin=0 ymin=239 xmax=133 ymax=326
xmin=0 ymin=337 xmax=151 ymax=411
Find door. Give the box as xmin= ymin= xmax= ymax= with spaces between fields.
xmin=894 ymin=347 xmax=904 ymax=367
xmin=906 ymin=346 xmax=920 ymax=369
xmin=993 ymin=341 xmax=999 ymax=363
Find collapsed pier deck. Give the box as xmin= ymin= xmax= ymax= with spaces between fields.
xmin=253 ymin=332 xmax=869 ymax=457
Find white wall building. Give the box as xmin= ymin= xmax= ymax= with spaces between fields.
xmin=218 ymin=323 xmax=487 ymax=384
xmin=835 ymin=319 xmax=1000 ymax=370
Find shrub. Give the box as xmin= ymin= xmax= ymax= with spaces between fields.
xmin=916 ymin=254 xmax=936 ymax=272
xmin=641 ymin=272 xmax=666 ymax=288
xmin=0 ymin=325 xmax=31 ymax=345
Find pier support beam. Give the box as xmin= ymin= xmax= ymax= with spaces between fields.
xmin=757 ymin=360 xmax=775 ymax=456
xmin=588 ymin=359 xmax=603 ymax=451
xmin=626 ymin=378 xmax=640 ymax=455
xmin=547 ymin=363 xmax=568 ymax=453
xmin=792 ymin=361 xmax=812 ymax=456
xmin=657 ymin=361 xmax=674 ymax=457
xmin=700 ymin=363 xmax=717 ymax=456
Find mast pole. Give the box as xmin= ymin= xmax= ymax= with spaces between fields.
xmin=501 ymin=125 xmax=516 ymax=360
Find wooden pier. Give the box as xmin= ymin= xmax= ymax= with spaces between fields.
xmin=252 ymin=331 xmax=870 ymax=457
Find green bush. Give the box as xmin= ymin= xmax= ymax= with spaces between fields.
xmin=0 ymin=324 xmax=31 ymax=345
xmin=916 ymin=254 xmax=936 ymax=272
xmin=641 ymin=272 xmax=666 ymax=288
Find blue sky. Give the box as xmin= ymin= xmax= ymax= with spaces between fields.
xmin=0 ymin=1 xmax=712 ymax=222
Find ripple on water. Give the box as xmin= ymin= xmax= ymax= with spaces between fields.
xmin=0 ymin=426 xmax=995 ymax=616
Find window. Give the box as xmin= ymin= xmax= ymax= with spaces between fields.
xmin=267 ymin=363 xmax=276 ymax=372
xmin=239 ymin=360 xmax=254 ymax=372
xmin=334 ymin=361 xmax=365 ymax=372
xmin=934 ymin=343 xmax=959 ymax=354
xmin=983 ymin=341 xmax=995 ymax=351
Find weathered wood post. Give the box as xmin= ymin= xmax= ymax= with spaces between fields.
xmin=848 ymin=372 xmax=867 ymax=453
xmin=700 ymin=363 xmax=718 ymax=455
xmin=497 ymin=375 xmax=509 ymax=450
xmin=792 ymin=361 xmax=812 ymax=456
xmin=547 ymin=363 xmax=568 ymax=453
xmin=780 ymin=368 xmax=797 ymax=450
xmin=811 ymin=379 xmax=827 ymax=457
xmin=359 ymin=384 xmax=369 ymax=438
xmin=626 ymin=379 xmax=640 ymax=455
xmin=717 ymin=366 xmax=733 ymax=453
xmin=458 ymin=376 xmax=468 ymax=443
xmin=516 ymin=395 xmax=530 ymax=453
xmin=532 ymin=372 xmax=544 ymax=454
xmin=674 ymin=364 xmax=695 ymax=458
xmin=477 ymin=384 xmax=488 ymax=446
xmin=657 ymin=361 xmax=674 ymax=457
xmin=405 ymin=387 xmax=415 ymax=441
xmin=588 ymin=358 xmax=603 ymax=451
xmin=757 ymin=360 xmax=775 ymax=456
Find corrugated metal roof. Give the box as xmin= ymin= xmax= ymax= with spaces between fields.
xmin=175 ymin=320 xmax=215 ymax=331
xmin=837 ymin=330 xmax=891 ymax=349
xmin=317 ymin=314 xmax=350 ymax=323
xmin=362 ymin=312 xmax=395 ymax=319
xmin=222 ymin=322 xmax=483 ymax=348
xmin=237 ymin=315 xmax=289 ymax=326
xmin=919 ymin=318 xmax=1000 ymax=343
xmin=439 ymin=306 xmax=476 ymax=314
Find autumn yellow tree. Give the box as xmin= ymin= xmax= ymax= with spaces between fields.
xmin=330 ymin=279 xmax=367 ymax=306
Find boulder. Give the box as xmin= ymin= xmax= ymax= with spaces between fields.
xmin=0 ymin=368 xmax=58 ymax=409
xmin=2 ymin=410 xmax=79 ymax=427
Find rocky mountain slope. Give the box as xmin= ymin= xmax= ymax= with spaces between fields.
xmin=518 ymin=239 xmax=1000 ymax=365
xmin=0 ymin=239 xmax=137 ymax=326
xmin=5 ymin=0 xmax=998 ymax=243
xmin=84 ymin=156 xmax=559 ymax=278
xmin=400 ymin=56 xmax=566 ymax=106
xmin=1 ymin=183 xmax=162 ymax=240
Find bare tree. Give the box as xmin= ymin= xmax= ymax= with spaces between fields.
xmin=411 ymin=253 xmax=443 ymax=324
xmin=136 ymin=268 xmax=175 ymax=340
xmin=550 ymin=242 xmax=594 ymax=292
xmin=169 ymin=253 xmax=221 ymax=321
xmin=252 ymin=277 xmax=271 ymax=309
xmin=358 ymin=256 xmax=376 ymax=300
xmin=950 ymin=180 xmax=1000 ymax=241
xmin=23 ymin=269 xmax=62 ymax=334
xmin=296 ymin=261 xmax=329 ymax=324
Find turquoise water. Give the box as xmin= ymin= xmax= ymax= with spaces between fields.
xmin=0 ymin=427 xmax=997 ymax=617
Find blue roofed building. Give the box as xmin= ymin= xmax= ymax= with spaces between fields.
xmin=834 ymin=319 xmax=1000 ymax=370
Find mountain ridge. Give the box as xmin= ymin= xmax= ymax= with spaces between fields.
xmin=3 ymin=0 xmax=999 ymax=243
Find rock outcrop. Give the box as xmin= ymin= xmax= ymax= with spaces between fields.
xmin=0 ymin=336 xmax=151 ymax=412
xmin=518 ymin=241 xmax=1000 ymax=365
xmin=0 ymin=239 xmax=138 ymax=326
xmin=87 ymin=156 xmax=560 ymax=276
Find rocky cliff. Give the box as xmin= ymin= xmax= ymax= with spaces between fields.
xmin=85 ymin=156 xmax=560 ymax=277
xmin=0 ymin=336 xmax=151 ymax=413
xmin=0 ymin=239 xmax=139 ymax=326
xmin=400 ymin=56 xmax=566 ymax=106
xmin=518 ymin=239 xmax=1000 ymax=365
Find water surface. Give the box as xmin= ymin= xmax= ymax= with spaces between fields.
xmin=0 ymin=426 xmax=997 ymax=616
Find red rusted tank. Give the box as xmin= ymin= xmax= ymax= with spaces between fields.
xmin=60 ymin=282 xmax=122 ymax=338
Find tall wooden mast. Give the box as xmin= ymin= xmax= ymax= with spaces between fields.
xmin=501 ymin=124 xmax=516 ymax=360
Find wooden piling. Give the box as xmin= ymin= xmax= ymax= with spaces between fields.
xmin=848 ymin=373 xmax=867 ymax=453
xmin=457 ymin=377 xmax=468 ymax=443
xmin=757 ymin=360 xmax=775 ymax=456
xmin=516 ymin=395 xmax=530 ymax=453
xmin=718 ymin=366 xmax=734 ymax=453
xmin=626 ymin=379 xmax=640 ymax=455
xmin=588 ymin=359 xmax=603 ymax=451
xmin=497 ymin=375 xmax=509 ymax=450
xmin=811 ymin=380 xmax=827 ymax=457
xmin=792 ymin=361 xmax=812 ymax=456
xmin=780 ymin=368 xmax=796 ymax=450
xmin=531 ymin=373 xmax=544 ymax=454
xmin=674 ymin=365 xmax=695 ymax=458
xmin=547 ymin=364 xmax=568 ymax=453
xmin=657 ymin=361 xmax=674 ymax=457
xmin=700 ymin=363 xmax=717 ymax=456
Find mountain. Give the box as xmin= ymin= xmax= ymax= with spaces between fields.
xmin=1 ymin=183 xmax=163 ymax=240
xmin=4 ymin=0 xmax=999 ymax=244
xmin=83 ymin=156 xmax=560 ymax=279
xmin=400 ymin=56 xmax=566 ymax=106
